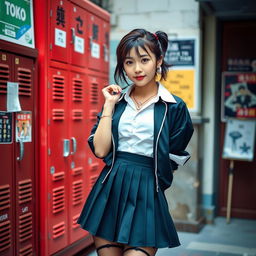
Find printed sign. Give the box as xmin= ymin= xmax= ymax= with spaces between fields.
xmin=7 ymin=82 xmax=21 ymax=112
xmin=227 ymin=58 xmax=256 ymax=72
xmin=74 ymin=35 xmax=84 ymax=53
xmin=55 ymin=28 xmax=66 ymax=48
xmin=0 ymin=0 xmax=35 ymax=48
xmin=222 ymin=72 xmax=256 ymax=120
xmin=91 ymin=42 xmax=100 ymax=59
xmin=161 ymin=70 xmax=195 ymax=109
xmin=0 ymin=112 xmax=12 ymax=144
xmin=165 ymin=40 xmax=195 ymax=66
xmin=223 ymin=119 xmax=255 ymax=161
xmin=16 ymin=111 xmax=32 ymax=142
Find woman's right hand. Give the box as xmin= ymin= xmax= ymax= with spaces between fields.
xmin=102 ymin=84 xmax=122 ymax=104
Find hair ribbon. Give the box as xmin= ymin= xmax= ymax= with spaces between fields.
xmin=153 ymin=33 xmax=158 ymax=40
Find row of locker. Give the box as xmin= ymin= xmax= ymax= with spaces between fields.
xmin=46 ymin=0 xmax=110 ymax=72
xmin=0 ymin=0 xmax=110 ymax=255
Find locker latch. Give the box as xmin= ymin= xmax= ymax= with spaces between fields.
xmin=63 ymin=139 xmax=70 ymax=157
xmin=17 ymin=138 xmax=24 ymax=161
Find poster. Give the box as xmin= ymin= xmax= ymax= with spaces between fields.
xmin=16 ymin=111 xmax=32 ymax=142
xmin=161 ymin=70 xmax=195 ymax=109
xmin=0 ymin=112 xmax=12 ymax=144
xmin=222 ymin=72 xmax=256 ymax=120
xmin=223 ymin=119 xmax=255 ymax=161
xmin=0 ymin=0 xmax=35 ymax=48
xmin=162 ymin=37 xmax=199 ymax=113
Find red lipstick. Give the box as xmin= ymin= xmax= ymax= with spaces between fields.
xmin=135 ymin=76 xmax=145 ymax=81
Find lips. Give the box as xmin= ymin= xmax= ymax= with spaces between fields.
xmin=134 ymin=76 xmax=145 ymax=81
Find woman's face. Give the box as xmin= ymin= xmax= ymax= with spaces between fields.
xmin=123 ymin=46 xmax=162 ymax=87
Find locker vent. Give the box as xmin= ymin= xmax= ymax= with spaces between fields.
xmin=90 ymin=83 xmax=98 ymax=104
xmin=18 ymin=179 xmax=32 ymax=204
xmin=90 ymin=175 xmax=98 ymax=189
xmin=0 ymin=220 xmax=11 ymax=252
xmin=72 ymin=214 xmax=80 ymax=229
xmin=52 ymin=186 xmax=65 ymax=214
xmin=72 ymin=167 xmax=83 ymax=176
xmin=0 ymin=63 xmax=10 ymax=94
xmin=19 ymin=212 xmax=32 ymax=243
xmin=90 ymin=109 xmax=98 ymax=122
xmin=72 ymin=109 xmax=83 ymax=120
xmin=0 ymin=184 xmax=10 ymax=211
xmin=52 ymin=222 xmax=65 ymax=239
xmin=73 ymin=78 xmax=83 ymax=101
xmin=72 ymin=180 xmax=83 ymax=206
xmin=18 ymin=67 xmax=32 ymax=97
xmin=19 ymin=244 xmax=33 ymax=256
xmin=52 ymin=75 xmax=65 ymax=100
xmin=52 ymin=109 xmax=65 ymax=120
xmin=52 ymin=171 xmax=65 ymax=181
xmin=89 ymin=162 xmax=99 ymax=172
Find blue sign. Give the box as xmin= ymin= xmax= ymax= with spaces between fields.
xmin=165 ymin=39 xmax=195 ymax=66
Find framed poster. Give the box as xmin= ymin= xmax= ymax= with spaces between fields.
xmin=0 ymin=0 xmax=35 ymax=48
xmin=161 ymin=37 xmax=200 ymax=113
xmin=16 ymin=111 xmax=32 ymax=142
xmin=222 ymin=72 xmax=256 ymax=121
xmin=222 ymin=119 xmax=255 ymax=161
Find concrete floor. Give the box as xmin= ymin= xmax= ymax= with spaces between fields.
xmin=79 ymin=217 xmax=256 ymax=256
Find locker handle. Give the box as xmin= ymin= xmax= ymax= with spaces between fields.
xmin=71 ymin=28 xmax=75 ymax=44
xmin=71 ymin=137 xmax=77 ymax=155
xmin=89 ymin=36 xmax=92 ymax=50
xmin=63 ymin=139 xmax=70 ymax=157
xmin=17 ymin=139 xmax=24 ymax=161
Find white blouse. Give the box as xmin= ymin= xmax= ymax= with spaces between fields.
xmin=117 ymin=83 xmax=176 ymax=158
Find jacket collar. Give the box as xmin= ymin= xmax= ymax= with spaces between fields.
xmin=118 ymin=82 xmax=177 ymax=103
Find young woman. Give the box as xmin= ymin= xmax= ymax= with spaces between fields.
xmin=78 ymin=29 xmax=194 ymax=256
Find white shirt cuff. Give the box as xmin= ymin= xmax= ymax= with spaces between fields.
xmin=169 ymin=153 xmax=190 ymax=166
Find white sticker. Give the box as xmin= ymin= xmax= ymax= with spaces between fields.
xmin=7 ymin=82 xmax=21 ymax=112
xmin=55 ymin=28 xmax=66 ymax=48
xmin=74 ymin=35 xmax=84 ymax=54
xmin=91 ymin=42 xmax=100 ymax=59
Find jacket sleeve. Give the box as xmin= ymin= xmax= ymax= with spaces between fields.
xmin=87 ymin=110 xmax=103 ymax=158
xmin=169 ymin=101 xmax=194 ymax=170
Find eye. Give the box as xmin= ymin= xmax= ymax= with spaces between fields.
xmin=141 ymin=58 xmax=150 ymax=63
xmin=125 ymin=60 xmax=133 ymax=65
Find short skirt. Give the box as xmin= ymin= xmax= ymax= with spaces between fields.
xmin=77 ymin=151 xmax=180 ymax=248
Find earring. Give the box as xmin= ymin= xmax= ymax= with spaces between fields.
xmin=157 ymin=66 xmax=162 ymax=74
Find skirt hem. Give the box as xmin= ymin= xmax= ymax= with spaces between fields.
xmin=79 ymin=225 xmax=181 ymax=249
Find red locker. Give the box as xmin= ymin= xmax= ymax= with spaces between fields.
xmin=0 ymin=51 xmax=37 ymax=255
xmin=49 ymin=0 xmax=70 ymax=63
xmin=87 ymin=14 xmax=102 ymax=72
xmin=69 ymin=4 xmax=88 ymax=68
xmin=102 ymin=21 xmax=110 ymax=73
xmin=35 ymin=0 xmax=110 ymax=255
xmin=0 ymin=52 xmax=14 ymax=256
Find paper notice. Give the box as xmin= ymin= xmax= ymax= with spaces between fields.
xmin=91 ymin=42 xmax=100 ymax=59
xmin=7 ymin=82 xmax=21 ymax=112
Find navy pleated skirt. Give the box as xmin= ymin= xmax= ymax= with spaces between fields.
xmin=77 ymin=151 xmax=180 ymax=248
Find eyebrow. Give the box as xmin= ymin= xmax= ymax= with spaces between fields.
xmin=125 ymin=54 xmax=149 ymax=59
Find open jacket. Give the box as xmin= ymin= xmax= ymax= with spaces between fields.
xmin=88 ymin=92 xmax=194 ymax=192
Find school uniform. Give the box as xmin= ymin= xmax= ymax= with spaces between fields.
xmin=78 ymin=83 xmax=194 ymax=248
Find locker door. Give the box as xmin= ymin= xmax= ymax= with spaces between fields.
xmin=68 ymin=72 xmax=88 ymax=243
xmin=0 ymin=51 xmax=14 ymax=256
xmin=102 ymin=21 xmax=110 ymax=74
xmin=86 ymin=75 xmax=103 ymax=189
xmin=13 ymin=55 xmax=36 ymax=255
xmin=48 ymin=68 xmax=69 ymax=254
xmin=69 ymin=3 xmax=88 ymax=68
xmin=87 ymin=14 xmax=102 ymax=72
xmin=49 ymin=0 xmax=69 ymax=63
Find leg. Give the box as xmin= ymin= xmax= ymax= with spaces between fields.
xmin=93 ymin=235 xmax=124 ymax=256
xmin=123 ymin=245 xmax=157 ymax=256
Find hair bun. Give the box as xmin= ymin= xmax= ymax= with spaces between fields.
xmin=155 ymin=31 xmax=168 ymax=54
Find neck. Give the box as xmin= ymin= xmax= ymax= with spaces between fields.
xmin=133 ymin=81 xmax=158 ymax=97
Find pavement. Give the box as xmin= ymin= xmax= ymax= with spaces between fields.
xmin=77 ymin=217 xmax=256 ymax=256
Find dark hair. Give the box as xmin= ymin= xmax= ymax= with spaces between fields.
xmin=114 ymin=28 xmax=170 ymax=84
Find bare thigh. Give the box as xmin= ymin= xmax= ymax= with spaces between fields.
xmin=93 ymin=236 xmax=124 ymax=256
xmin=123 ymin=245 xmax=158 ymax=256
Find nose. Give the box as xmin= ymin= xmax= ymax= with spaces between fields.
xmin=134 ymin=62 xmax=142 ymax=73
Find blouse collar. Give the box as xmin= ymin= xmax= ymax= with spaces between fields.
xmin=118 ymin=82 xmax=177 ymax=103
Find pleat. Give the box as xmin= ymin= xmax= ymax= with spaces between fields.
xmin=78 ymin=153 xmax=180 ymax=248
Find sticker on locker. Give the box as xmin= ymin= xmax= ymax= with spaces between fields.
xmin=55 ymin=28 xmax=66 ymax=48
xmin=74 ymin=35 xmax=84 ymax=54
xmin=91 ymin=42 xmax=100 ymax=59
